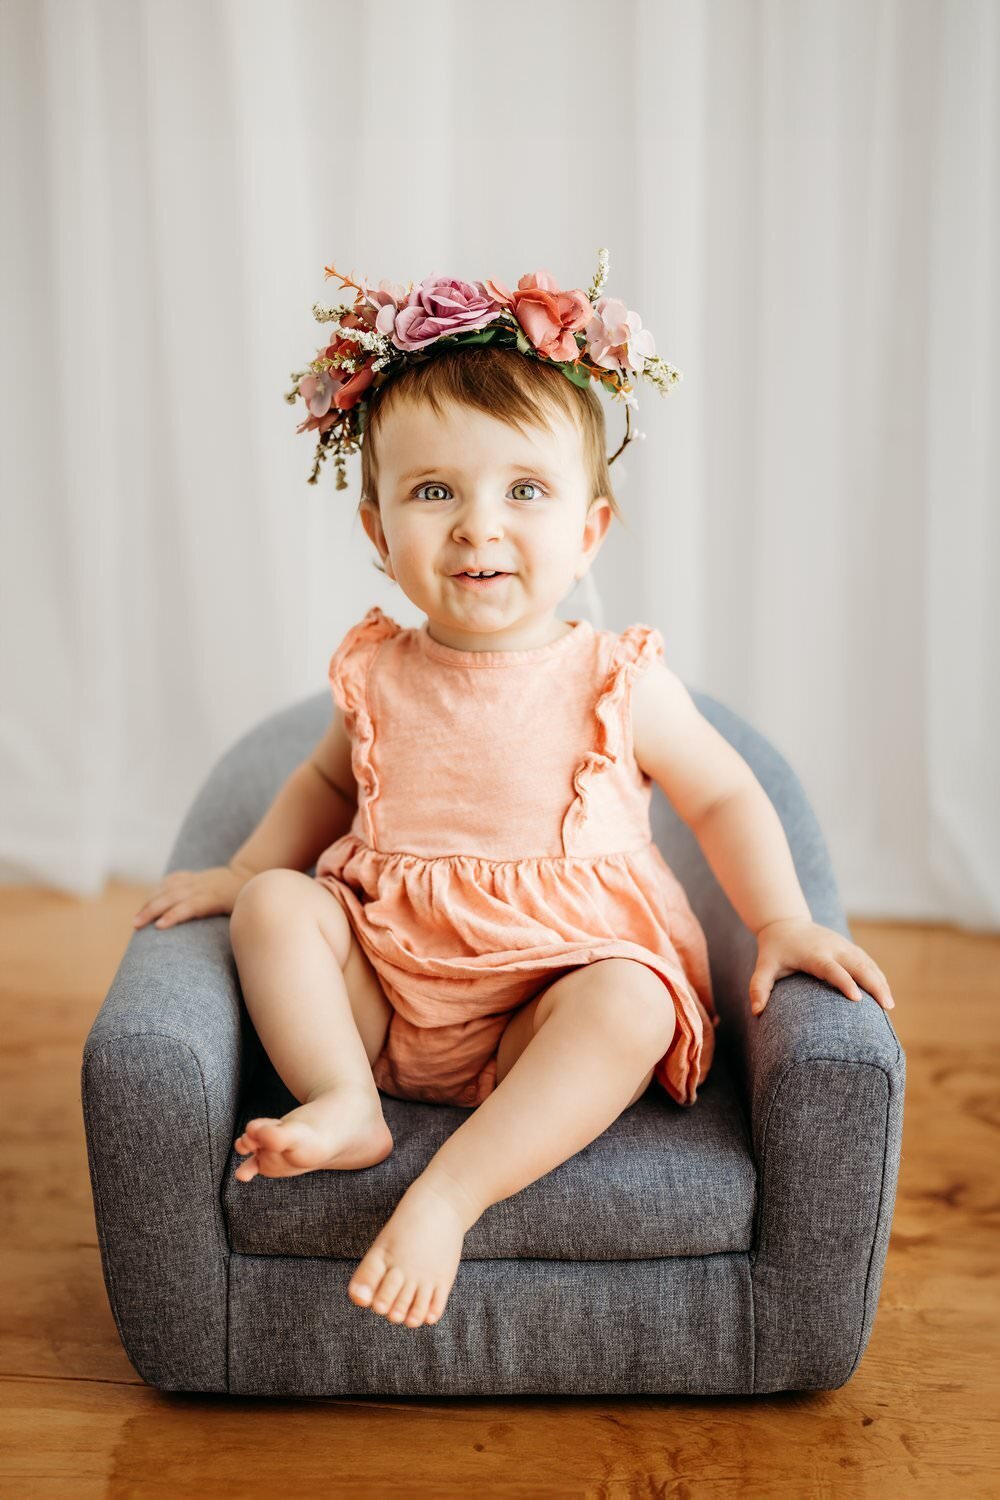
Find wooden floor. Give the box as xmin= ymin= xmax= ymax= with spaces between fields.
xmin=0 ymin=883 xmax=997 ymax=1499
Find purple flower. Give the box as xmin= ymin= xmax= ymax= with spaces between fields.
xmin=389 ymin=273 xmax=504 ymax=351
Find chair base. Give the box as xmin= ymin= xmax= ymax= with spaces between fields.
xmin=225 ymin=1249 xmax=755 ymax=1398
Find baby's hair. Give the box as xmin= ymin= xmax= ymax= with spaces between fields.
xmin=356 ymin=345 xmax=627 ymax=575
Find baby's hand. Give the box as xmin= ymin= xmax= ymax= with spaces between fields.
xmin=132 ymin=865 xmax=250 ymax=930
xmin=749 ymin=917 xmax=895 ymax=1017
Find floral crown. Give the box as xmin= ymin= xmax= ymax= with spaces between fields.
xmin=284 ymin=247 xmax=681 ymax=490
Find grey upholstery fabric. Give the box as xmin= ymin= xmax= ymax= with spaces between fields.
xmin=81 ymin=687 xmax=905 ymax=1396
xmin=224 ymin=1051 xmax=756 ymax=1262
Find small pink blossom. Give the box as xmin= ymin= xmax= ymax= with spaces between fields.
xmin=585 ymin=297 xmax=655 ymax=376
xmin=359 ymin=277 xmax=410 ymax=337
xmin=295 ymin=402 xmax=339 ymax=437
xmin=298 ymin=367 xmax=336 ymax=420
xmin=296 ymin=313 xmax=377 ymax=431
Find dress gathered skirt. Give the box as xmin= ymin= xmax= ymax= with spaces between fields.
xmin=314 ymin=605 xmax=720 ymax=1110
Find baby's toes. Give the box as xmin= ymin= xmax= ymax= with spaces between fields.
xmin=254 ymin=1147 xmax=296 ymax=1177
xmin=371 ymin=1266 xmax=407 ymax=1316
xmin=348 ymin=1249 xmax=389 ymax=1308
xmin=404 ymin=1283 xmax=434 ymax=1326
xmin=385 ymin=1280 xmax=418 ymax=1323
xmin=246 ymin=1118 xmax=286 ymax=1146
xmin=236 ymin=1119 xmax=278 ymax=1153
xmin=425 ymin=1288 xmax=446 ymax=1325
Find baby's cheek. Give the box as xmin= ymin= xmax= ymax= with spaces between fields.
xmin=389 ymin=537 xmax=434 ymax=576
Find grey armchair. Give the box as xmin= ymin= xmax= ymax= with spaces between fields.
xmin=81 ymin=685 xmax=905 ymax=1397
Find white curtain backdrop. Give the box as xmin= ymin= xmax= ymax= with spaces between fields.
xmin=1 ymin=0 xmax=997 ymax=927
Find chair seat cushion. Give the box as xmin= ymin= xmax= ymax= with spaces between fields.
xmin=223 ymin=1043 xmax=755 ymax=1261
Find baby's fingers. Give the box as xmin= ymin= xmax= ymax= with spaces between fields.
xmin=846 ymin=953 xmax=896 ymax=1012
xmin=132 ymin=873 xmax=193 ymax=929
xmin=132 ymin=897 xmax=168 ymax=928
xmin=133 ymin=899 xmax=180 ymax=929
xmin=149 ymin=905 xmax=190 ymax=929
xmin=819 ymin=958 xmax=865 ymax=1004
xmin=826 ymin=950 xmax=895 ymax=1012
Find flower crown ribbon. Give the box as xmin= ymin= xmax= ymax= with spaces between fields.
xmin=284 ymin=248 xmax=681 ymax=489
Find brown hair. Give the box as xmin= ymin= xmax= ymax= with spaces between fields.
xmin=357 ymin=345 xmax=625 ymax=573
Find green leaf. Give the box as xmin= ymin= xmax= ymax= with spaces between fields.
xmin=557 ymin=361 xmax=592 ymax=390
xmin=429 ymin=326 xmax=519 ymax=352
xmin=447 ymin=328 xmax=497 ymax=347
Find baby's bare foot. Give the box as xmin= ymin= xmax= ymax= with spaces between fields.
xmin=347 ymin=1169 xmax=483 ymax=1328
xmin=233 ymin=1085 xmax=393 ymax=1181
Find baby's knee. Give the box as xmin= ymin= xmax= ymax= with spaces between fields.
xmin=581 ymin=959 xmax=677 ymax=1050
xmin=231 ymin=870 xmax=357 ymax=972
xmin=230 ymin=868 xmax=314 ymax=935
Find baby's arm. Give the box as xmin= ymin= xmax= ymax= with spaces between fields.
xmin=632 ymin=664 xmax=894 ymax=1014
xmin=631 ymin=662 xmax=810 ymax=935
xmin=133 ymin=708 xmax=357 ymax=928
xmin=230 ymin=706 xmax=358 ymax=879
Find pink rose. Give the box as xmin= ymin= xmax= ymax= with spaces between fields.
xmin=389 ymin=274 xmax=503 ymax=350
xmin=585 ymin=297 xmax=655 ymax=375
xmin=485 ymin=269 xmax=591 ymax=364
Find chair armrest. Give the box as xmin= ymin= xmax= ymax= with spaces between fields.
xmin=80 ymin=915 xmax=255 ymax=1392
xmin=740 ymin=962 xmax=905 ymax=1392
xmin=655 ymin=693 xmax=907 ymax=1392
xmin=79 ymin=693 xmax=327 ymax=1391
xmin=691 ymin=848 xmax=905 ymax=1395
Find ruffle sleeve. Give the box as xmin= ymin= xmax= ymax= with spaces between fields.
xmin=328 ymin=605 xmax=402 ymax=843
xmin=560 ymin=622 xmax=665 ymax=853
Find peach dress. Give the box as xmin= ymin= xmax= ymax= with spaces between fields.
xmin=314 ymin=605 xmax=719 ymax=1110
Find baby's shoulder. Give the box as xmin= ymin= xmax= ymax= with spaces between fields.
xmin=606 ymin=621 xmax=671 ymax=750
xmin=334 ymin=604 xmax=405 ymax=654
xmin=328 ymin=605 xmax=406 ymax=713
xmin=594 ymin=620 xmax=667 ymax=678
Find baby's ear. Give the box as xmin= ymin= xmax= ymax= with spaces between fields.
xmin=358 ymin=501 xmax=392 ymax=575
xmin=581 ymin=495 xmax=613 ymax=557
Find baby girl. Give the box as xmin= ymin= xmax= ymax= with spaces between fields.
xmin=132 ymin=258 xmax=895 ymax=1333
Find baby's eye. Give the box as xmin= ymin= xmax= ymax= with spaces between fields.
xmin=412 ymin=480 xmax=548 ymax=503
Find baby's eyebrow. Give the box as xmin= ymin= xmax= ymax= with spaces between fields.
xmin=399 ymin=465 xmax=561 ymax=483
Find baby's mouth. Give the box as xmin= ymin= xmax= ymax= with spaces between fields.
xmin=451 ymin=570 xmax=513 ymax=586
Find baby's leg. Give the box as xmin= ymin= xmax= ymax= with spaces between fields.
xmin=347 ymin=958 xmax=675 ymax=1328
xmin=229 ymin=870 xmax=395 ymax=1181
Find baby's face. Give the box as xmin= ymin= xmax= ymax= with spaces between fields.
xmin=360 ymin=398 xmax=611 ymax=648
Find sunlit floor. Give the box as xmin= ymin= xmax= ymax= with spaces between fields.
xmin=0 ymin=882 xmax=996 ymax=1498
